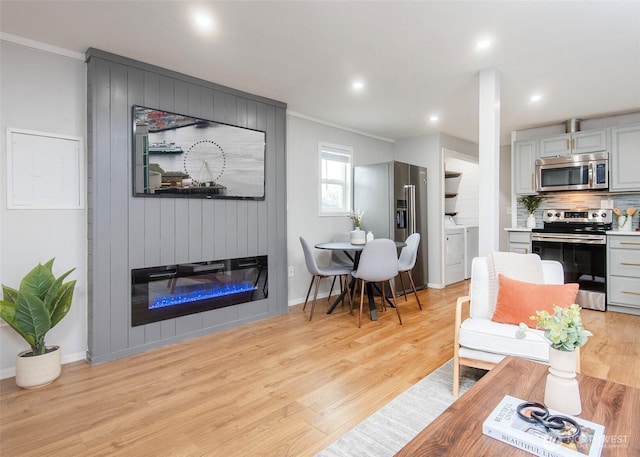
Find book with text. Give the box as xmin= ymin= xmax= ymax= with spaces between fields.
xmin=482 ymin=395 xmax=605 ymax=457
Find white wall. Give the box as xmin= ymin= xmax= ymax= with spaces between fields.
xmin=0 ymin=39 xmax=88 ymax=378
xmin=286 ymin=114 xmax=394 ymax=305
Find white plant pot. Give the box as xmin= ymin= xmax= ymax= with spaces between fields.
xmin=526 ymin=214 xmax=536 ymax=229
xmin=15 ymin=346 xmax=62 ymax=389
xmin=544 ymin=347 xmax=581 ymax=415
xmin=350 ymin=228 xmax=366 ymax=245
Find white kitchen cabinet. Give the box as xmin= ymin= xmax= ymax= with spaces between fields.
xmin=513 ymin=140 xmax=537 ymax=195
xmin=610 ymin=124 xmax=640 ymax=192
xmin=445 ymin=227 xmax=465 ymax=285
xmin=607 ymin=234 xmax=640 ymax=315
xmin=538 ymin=129 xmax=608 ymax=158
xmin=507 ymin=230 xmax=532 ymax=254
xmin=464 ymin=226 xmax=479 ymax=279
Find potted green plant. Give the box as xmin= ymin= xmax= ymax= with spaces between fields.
xmin=519 ymin=195 xmax=545 ymax=228
xmin=0 ymin=258 xmax=76 ymax=389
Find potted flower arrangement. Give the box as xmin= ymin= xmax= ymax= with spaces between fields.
xmin=348 ymin=209 xmax=366 ymax=244
xmin=0 ymin=258 xmax=76 ymax=389
xmin=519 ymin=195 xmax=545 ymax=229
xmin=517 ymin=304 xmax=592 ymax=351
xmin=613 ymin=207 xmax=636 ymax=231
xmin=348 ymin=209 xmax=364 ymax=229
xmin=516 ymin=304 xmax=592 ymax=415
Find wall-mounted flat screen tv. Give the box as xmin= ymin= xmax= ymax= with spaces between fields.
xmin=133 ymin=105 xmax=266 ymax=200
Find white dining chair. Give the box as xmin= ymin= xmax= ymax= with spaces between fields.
xmin=397 ymin=233 xmax=422 ymax=309
xmin=299 ymin=237 xmax=353 ymax=320
xmin=351 ymin=238 xmax=401 ymax=328
xmin=328 ymin=232 xmax=353 ymax=299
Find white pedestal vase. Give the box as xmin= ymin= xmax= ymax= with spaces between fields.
xmin=15 ymin=346 xmax=62 ymax=389
xmin=544 ymin=347 xmax=581 ymax=415
xmin=350 ymin=228 xmax=366 ymax=245
xmin=526 ymin=213 xmax=536 ymax=229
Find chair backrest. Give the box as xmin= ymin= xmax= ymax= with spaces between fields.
xmin=299 ymin=237 xmax=321 ymax=276
xmin=398 ymin=233 xmax=420 ymax=271
xmin=353 ymin=238 xmax=399 ymax=282
xmin=470 ymin=256 xmax=565 ymax=319
xmin=331 ymin=232 xmax=352 ymax=266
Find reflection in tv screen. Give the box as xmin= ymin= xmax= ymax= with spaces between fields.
xmin=133 ymin=106 xmax=266 ymax=200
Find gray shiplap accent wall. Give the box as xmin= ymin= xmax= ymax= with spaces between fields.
xmin=86 ymin=49 xmax=287 ymax=363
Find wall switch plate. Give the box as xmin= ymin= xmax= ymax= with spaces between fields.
xmin=288 ymin=265 xmax=294 ymax=277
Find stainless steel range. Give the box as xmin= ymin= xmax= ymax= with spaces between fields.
xmin=531 ymin=209 xmax=612 ymax=311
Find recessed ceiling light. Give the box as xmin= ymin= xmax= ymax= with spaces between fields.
xmin=530 ymin=94 xmax=542 ymax=102
xmin=476 ymin=39 xmax=492 ymax=50
xmin=430 ymin=115 xmax=439 ymax=122
xmin=193 ymin=10 xmax=214 ymax=32
xmin=352 ymin=81 xmax=364 ymax=90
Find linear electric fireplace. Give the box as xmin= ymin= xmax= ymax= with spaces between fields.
xmin=131 ymin=256 xmax=268 ymax=326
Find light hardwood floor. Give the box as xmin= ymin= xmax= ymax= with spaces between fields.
xmin=1 ymin=281 xmax=638 ymax=456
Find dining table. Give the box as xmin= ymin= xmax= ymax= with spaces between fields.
xmin=314 ymin=240 xmax=406 ymax=321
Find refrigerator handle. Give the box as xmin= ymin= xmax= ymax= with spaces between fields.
xmin=405 ymin=185 xmax=416 ymax=235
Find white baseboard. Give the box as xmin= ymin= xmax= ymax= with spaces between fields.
xmin=0 ymin=350 xmax=86 ymax=380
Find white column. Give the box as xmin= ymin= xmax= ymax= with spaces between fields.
xmin=478 ymin=67 xmax=500 ymax=256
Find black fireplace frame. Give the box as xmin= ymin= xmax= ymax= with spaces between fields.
xmin=131 ymin=256 xmax=268 ymax=326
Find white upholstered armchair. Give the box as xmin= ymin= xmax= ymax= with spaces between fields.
xmin=453 ymin=255 xmax=580 ymax=396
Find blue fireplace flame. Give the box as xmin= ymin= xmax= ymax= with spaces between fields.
xmin=150 ymin=282 xmax=257 ymax=309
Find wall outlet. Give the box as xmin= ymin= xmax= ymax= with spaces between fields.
xmin=288 ymin=265 xmax=294 ymax=277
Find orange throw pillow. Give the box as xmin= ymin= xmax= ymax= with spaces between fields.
xmin=491 ymin=274 xmax=579 ymax=327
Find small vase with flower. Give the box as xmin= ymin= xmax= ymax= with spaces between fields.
xmin=516 ymin=304 xmax=592 ymax=415
xmin=348 ymin=209 xmax=366 ymax=245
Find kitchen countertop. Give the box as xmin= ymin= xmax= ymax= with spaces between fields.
xmin=504 ymin=227 xmax=532 ymax=232
xmin=606 ymin=230 xmax=640 ymax=236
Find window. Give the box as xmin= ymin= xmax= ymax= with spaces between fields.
xmin=318 ymin=142 xmax=353 ymax=216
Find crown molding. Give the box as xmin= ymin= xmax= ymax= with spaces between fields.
xmin=287 ymin=110 xmax=395 ymax=143
xmin=1 ymin=32 xmax=85 ymax=61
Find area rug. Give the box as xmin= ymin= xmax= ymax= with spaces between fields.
xmin=316 ymin=359 xmax=486 ymax=457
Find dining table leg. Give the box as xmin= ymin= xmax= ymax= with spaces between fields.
xmin=325 ymin=250 xmax=377 ymax=320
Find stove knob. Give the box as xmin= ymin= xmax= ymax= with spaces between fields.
xmin=592 ymin=213 xmax=598 ymax=218
xmin=555 ymin=212 xmax=561 ymax=217
xmin=601 ymin=212 xmax=607 ymax=218
xmin=547 ymin=212 xmax=554 ymax=217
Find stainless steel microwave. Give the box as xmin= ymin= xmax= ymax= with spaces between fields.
xmin=535 ymin=152 xmax=608 ymax=192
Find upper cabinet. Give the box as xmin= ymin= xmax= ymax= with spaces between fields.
xmin=610 ymin=124 xmax=640 ymax=192
xmin=538 ymin=129 xmax=609 ymax=158
xmin=513 ymin=140 xmax=537 ymax=195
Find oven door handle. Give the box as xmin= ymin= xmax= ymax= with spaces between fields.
xmin=531 ymin=234 xmax=606 ymax=244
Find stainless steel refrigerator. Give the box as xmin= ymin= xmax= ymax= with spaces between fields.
xmin=353 ymin=161 xmax=428 ymax=290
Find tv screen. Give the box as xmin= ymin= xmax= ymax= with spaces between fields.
xmin=132 ymin=105 xmax=266 ymax=200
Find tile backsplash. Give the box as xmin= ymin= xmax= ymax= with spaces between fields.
xmin=516 ymin=191 xmax=640 ymax=230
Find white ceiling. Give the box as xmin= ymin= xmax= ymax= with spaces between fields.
xmin=1 ymin=1 xmax=639 ymax=145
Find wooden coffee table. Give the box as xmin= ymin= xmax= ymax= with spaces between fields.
xmin=394 ymin=356 xmax=640 ymax=456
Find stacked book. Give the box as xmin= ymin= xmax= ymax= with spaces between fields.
xmin=482 ymin=395 xmax=605 ymax=457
